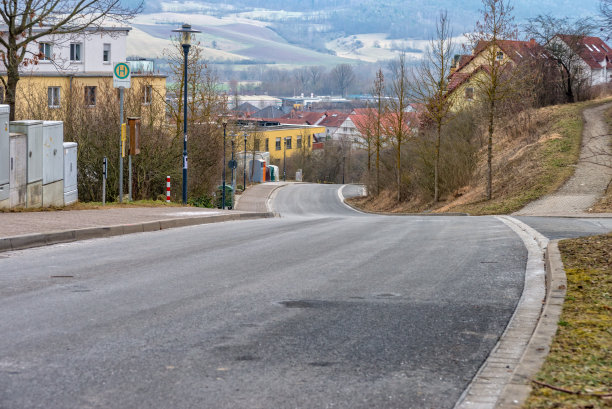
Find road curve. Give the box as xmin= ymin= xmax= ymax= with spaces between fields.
xmin=0 ymin=184 xmax=528 ymax=409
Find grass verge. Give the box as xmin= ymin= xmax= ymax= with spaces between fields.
xmin=523 ymin=233 xmax=612 ymax=409
xmin=0 ymin=199 xmax=185 ymax=213
xmin=451 ymin=99 xmax=610 ymax=215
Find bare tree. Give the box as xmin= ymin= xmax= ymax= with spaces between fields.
xmin=308 ymin=66 xmax=324 ymax=93
xmin=331 ymin=64 xmax=355 ymax=98
xmin=0 ymin=0 xmax=140 ymax=121
xmin=293 ymin=67 xmax=309 ymax=95
xmin=373 ymin=69 xmax=386 ymax=195
xmin=525 ymin=15 xmax=596 ymax=103
xmin=466 ymin=0 xmax=518 ymax=200
xmin=602 ymin=0 xmax=612 ymax=33
xmin=411 ymin=11 xmax=455 ymax=202
xmin=387 ymin=54 xmax=413 ymax=202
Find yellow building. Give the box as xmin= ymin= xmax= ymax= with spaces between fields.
xmin=8 ymin=72 xmax=166 ymax=124
xmin=238 ymin=120 xmax=326 ymax=161
xmin=446 ymin=39 xmax=547 ymax=108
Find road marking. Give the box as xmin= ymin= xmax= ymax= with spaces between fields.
xmin=337 ymin=184 xmax=367 ymax=214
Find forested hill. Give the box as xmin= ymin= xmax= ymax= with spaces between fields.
xmin=132 ymin=0 xmax=601 ymax=40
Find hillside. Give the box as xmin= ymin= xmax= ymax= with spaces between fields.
xmin=348 ymin=98 xmax=612 ymax=216
xmin=125 ymin=0 xmax=603 ymax=66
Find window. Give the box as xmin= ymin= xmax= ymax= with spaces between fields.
xmin=103 ymin=44 xmax=111 ymax=63
xmin=496 ymin=51 xmax=504 ymax=61
xmin=39 ymin=43 xmax=52 ymax=61
xmin=285 ymin=136 xmax=292 ymax=150
xmin=254 ymin=139 xmax=260 ymax=151
xmin=465 ymin=87 xmax=474 ymax=100
xmin=142 ymin=85 xmax=152 ymax=105
xmin=70 ymin=43 xmax=81 ymax=62
xmin=297 ymin=135 xmax=302 ymax=148
xmin=265 ymin=138 xmax=269 ymax=152
xmin=275 ymin=137 xmax=281 ymax=150
xmin=48 ymin=87 xmax=60 ymax=108
xmin=84 ymin=86 xmax=96 ymax=106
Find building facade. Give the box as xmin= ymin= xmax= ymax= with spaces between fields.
xmin=1 ymin=26 xmax=166 ymax=120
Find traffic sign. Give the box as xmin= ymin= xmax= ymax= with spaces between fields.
xmin=113 ymin=62 xmax=131 ymax=89
xmin=228 ymin=159 xmax=238 ymax=169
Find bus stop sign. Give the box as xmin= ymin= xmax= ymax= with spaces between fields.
xmin=113 ymin=62 xmax=131 ymax=89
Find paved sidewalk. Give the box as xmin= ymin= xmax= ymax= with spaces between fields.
xmin=235 ymin=182 xmax=288 ymax=212
xmin=0 ymin=206 xmax=274 ymax=252
xmin=514 ymin=102 xmax=612 ymax=216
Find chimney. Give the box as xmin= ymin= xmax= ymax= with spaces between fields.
xmin=530 ymin=38 xmax=536 ymax=46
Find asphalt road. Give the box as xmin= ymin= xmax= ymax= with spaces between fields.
xmin=516 ymin=216 xmax=612 ymax=240
xmin=0 ymin=184 xmax=529 ymax=409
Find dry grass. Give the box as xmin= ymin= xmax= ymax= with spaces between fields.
xmin=0 ymin=199 xmax=185 ymax=213
xmin=524 ymin=234 xmax=612 ymax=409
xmin=351 ymin=97 xmax=612 ymax=215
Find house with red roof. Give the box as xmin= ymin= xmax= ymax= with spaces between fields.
xmin=446 ymin=39 xmax=550 ymax=108
xmin=554 ymin=35 xmax=612 ymax=85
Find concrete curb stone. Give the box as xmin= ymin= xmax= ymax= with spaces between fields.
xmin=0 ymin=212 xmax=274 ymax=254
xmin=495 ymin=240 xmax=566 ymax=408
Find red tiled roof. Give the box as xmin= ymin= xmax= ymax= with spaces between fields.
xmin=280 ymin=111 xmax=325 ymax=125
xmin=455 ymin=39 xmax=547 ymax=74
xmin=318 ymin=111 xmax=349 ymax=128
xmin=557 ymin=35 xmax=612 ymax=69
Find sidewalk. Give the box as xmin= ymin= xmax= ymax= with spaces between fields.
xmin=235 ymin=182 xmax=288 ymax=212
xmin=0 ymin=206 xmax=274 ymax=253
xmin=514 ymin=102 xmax=612 ymax=217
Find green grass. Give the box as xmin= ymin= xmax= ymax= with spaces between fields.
xmin=523 ymin=234 xmax=612 ymax=409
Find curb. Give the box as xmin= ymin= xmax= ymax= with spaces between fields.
xmin=455 ymin=216 xmax=548 ymax=409
xmin=0 ymin=212 xmax=275 ymax=254
xmin=495 ymin=240 xmax=566 ymax=408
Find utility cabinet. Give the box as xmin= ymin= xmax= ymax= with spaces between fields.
xmin=9 ymin=133 xmax=26 ymax=207
xmin=42 ymin=121 xmax=64 ymax=206
xmin=10 ymin=120 xmax=43 ymax=207
xmin=0 ymin=105 xmax=9 ymax=208
xmin=63 ymin=142 xmax=78 ymax=205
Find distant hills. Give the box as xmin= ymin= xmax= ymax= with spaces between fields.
xmin=125 ymin=0 xmax=604 ymax=66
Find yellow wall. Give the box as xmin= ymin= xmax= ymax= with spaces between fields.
xmin=5 ymin=74 xmax=166 ymax=123
xmin=255 ymin=126 xmax=325 ymax=161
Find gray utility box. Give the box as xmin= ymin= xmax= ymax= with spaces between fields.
xmin=0 ymin=105 xmax=9 ymax=206
xmin=247 ymin=159 xmax=267 ymax=183
xmin=42 ymin=121 xmax=64 ymax=207
xmin=63 ymin=142 xmax=78 ymax=205
xmin=11 ymin=120 xmax=43 ymax=208
xmin=9 ymin=133 xmax=27 ymax=207
xmin=42 ymin=121 xmax=64 ymax=184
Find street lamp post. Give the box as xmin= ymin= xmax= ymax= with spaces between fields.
xmin=221 ymin=119 xmax=228 ymax=210
xmin=283 ymin=138 xmax=287 ymax=181
xmin=172 ymin=23 xmax=201 ymax=205
xmin=243 ymin=132 xmax=247 ymax=190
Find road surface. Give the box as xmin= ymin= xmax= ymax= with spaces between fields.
xmin=0 ymin=183 xmax=606 ymax=409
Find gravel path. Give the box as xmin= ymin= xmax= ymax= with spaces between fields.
xmin=514 ymin=102 xmax=612 ymax=216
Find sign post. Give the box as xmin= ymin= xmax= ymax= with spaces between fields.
xmin=102 ymin=157 xmax=108 ymax=206
xmin=113 ymin=62 xmax=131 ymax=203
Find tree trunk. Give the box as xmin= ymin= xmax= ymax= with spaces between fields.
xmin=487 ymin=99 xmax=495 ymax=200
xmin=434 ymin=123 xmax=441 ymax=202
xmin=566 ymin=72 xmax=574 ymax=103
xmin=396 ymin=138 xmax=401 ymax=202
xmin=6 ymin=58 xmax=20 ymax=121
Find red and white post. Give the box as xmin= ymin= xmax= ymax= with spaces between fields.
xmin=166 ymin=176 xmax=171 ymax=203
